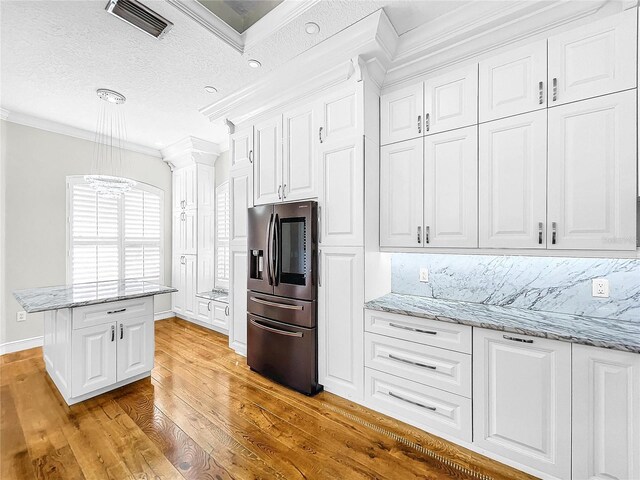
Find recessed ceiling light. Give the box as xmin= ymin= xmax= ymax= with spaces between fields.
xmin=248 ymin=59 xmax=262 ymax=69
xmin=204 ymin=86 xmax=218 ymax=93
xmin=304 ymin=22 xmax=320 ymax=35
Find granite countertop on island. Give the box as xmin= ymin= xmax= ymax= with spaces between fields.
xmin=13 ymin=280 xmax=177 ymax=313
xmin=365 ymin=293 xmax=640 ymax=354
xmin=196 ymin=289 xmax=229 ymax=304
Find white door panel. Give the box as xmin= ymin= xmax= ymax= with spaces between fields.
xmin=283 ymin=104 xmax=316 ymax=201
xmin=71 ymin=322 xmax=116 ymax=397
xmin=254 ymin=115 xmax=283 ymax=205
xmin=381 ymin=83 xmax=423 ymax=145
xmin=230 ymin=126 xmax=253 ymax=168
xmin=425 ymin=65 xmax=478 ymax=134
xmin=116 ymin=317 xmax=154 ymax=382
xmin=230 ymin=165 xmax=253 ymax=246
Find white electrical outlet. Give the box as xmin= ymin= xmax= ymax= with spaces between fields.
xmin=16 ymin=311 xmax=27 ymax=322
xmin=592 ymin=278 xmax=610 ymax=298
xmin=419 ymin=267 xmax=429 ymax=283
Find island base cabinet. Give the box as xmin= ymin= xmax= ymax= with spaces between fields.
xmin=116 ymin=316 xmax=154 ymax=382
xmin=572 ymin=344 xmax=640 ymax=480
xmin=473 ymin=328 xmax=571 ymax=479
xmin=71 ymin=322 xmax=117 ymax=398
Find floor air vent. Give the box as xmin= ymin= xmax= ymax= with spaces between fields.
xmin=105 ymin=0 xmax=173 ymax=39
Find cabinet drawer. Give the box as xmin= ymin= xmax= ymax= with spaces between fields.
xmin=365 ymin=368 xmax=472 ymax=443
xmin=365 ymin=332 xmax=471 ymax=397
xmin=364 ymin=309 xmax=471 ymax=354
xmin=73 ymin=297 xmax=153 ymax=330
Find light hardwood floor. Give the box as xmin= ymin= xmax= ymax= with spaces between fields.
xmin=0 ymin=318 xmax=538 ymax=480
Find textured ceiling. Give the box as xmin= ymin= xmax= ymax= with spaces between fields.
xmin=0 ymin=0 xmax=469 ymax=151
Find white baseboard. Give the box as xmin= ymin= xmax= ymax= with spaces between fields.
xmin=0 ymin=336 xmax=43 ymax=355
xmin=154 ymin=310 xmax=175 ymax=321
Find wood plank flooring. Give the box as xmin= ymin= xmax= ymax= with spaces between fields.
xmin=1 ymin=318 xmax=538 ymax=480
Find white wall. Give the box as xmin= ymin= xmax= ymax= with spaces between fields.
xmin=215 ymin=149 xmax=230 ymax=187
xmin=0 ymin=120 xmax=173 ymax=344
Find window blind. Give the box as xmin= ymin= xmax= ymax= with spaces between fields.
xmin=215 ymin=182 xmax=230 ymax=288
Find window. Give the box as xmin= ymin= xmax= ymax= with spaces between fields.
xmin=67 ymin=176 xmax=163 ymax=285
xmin=215 ymin=181 xmax=230 ymax=288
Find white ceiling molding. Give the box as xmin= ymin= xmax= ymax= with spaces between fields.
xmin=161 ymin=135 xmax=221 ymax=169
xmin=1 ymin=108 xmax=162 ymax=158
xmin=383 ymin=0 xmax=625 ymax=89
xmin=200 ymin=9 xmax=397 ymax=126
xmin=165 ymin=0 xmax=320 ymax=54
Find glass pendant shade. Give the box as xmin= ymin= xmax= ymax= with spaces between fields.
xmin=85 ymin=89 xmax=137 ymax=197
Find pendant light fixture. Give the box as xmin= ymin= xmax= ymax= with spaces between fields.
xmin=85 ymin=88 xmax=137 ymax=198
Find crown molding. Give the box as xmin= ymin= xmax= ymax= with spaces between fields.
xmin=161 ymin=135 xmax=220 ymax=169
xmin=200 ymin=9 xmax=398 ymax=126
xmin=166 ymin=0 xmax=320 ymax=54
xmin=1 ymin=108 xmax=162 ymax=158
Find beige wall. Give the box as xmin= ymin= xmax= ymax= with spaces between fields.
xmin=1 ymin=120 xmax=173 ymax=344
xmin=215 ymin=149 xmax=230 ymax=187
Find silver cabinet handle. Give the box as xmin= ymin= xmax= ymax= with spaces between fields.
xmin=107 ymin=308 xmax=126 ymax=314
xmin=249 ymin=319 xmax=303 ymax=337
xmin=388 ymin=354 xmax=436 ymax=370
xmin=318 ymin=250 xmax=322 ymax=287
xmin=180 ymin=256 xmax=186 ymax=265
xmin=389 ymin=323 xmax=437 ymax=335
xmin=417 ymin=115 xmax=422 ymax=134
xmin=425 ymin=226 xmax=430 ymax=244
xmin=248 ymin=149 xmax=253 ymax=163
xmin=111 ymin=325 xmax=115 ymax=342
xmin=282 ymin=184 xmax=287 ymax=199
xmin=425 ymin=113 xmax=430 ymax=132
xmin=319 ymin=127 xmax=323 ymax=143
xmin=250 ymin=296 xmax=303 ymax=310
xmin=207 ymin=301 xmax=211 ymax=311
xmin=318 ymin=206 xmax=322 ymax=244
xmin=538 ymin=81 xmax=544 ymax=104
xmin=503 ymin=334 xmax=533 ymax=344
xmin=417 ymin=226 xmax=421 ymax=244
xmin=278 ymin=185 xmax=282 ymax=200
xmin=552 ymin=221 xmax=557 ymax=245
xmin=538 ymin=222 xmax=543 ymax=245
xmin=552 ymin=77 xmax=558 ymax=102
xmin=120 ymin=323 xmax=124 ymax=340
xmin=388 ymin=391 xmax=436 ymax=411
xmin=225 ymin=305 xmax=229 ymax=316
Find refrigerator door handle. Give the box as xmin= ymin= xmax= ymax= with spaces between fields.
xmin=265 ymin=213 xmax=273 ymax=285
xmin=273 ymin=214 xmax=280 ymax=286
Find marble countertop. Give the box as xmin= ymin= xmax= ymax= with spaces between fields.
xmin=13 ymin=280 xmax=177 ymax=313
xmin=196 ymin=289 xmax=229 ymax=304
xmin=365 ymin=293 xmax=640 ymax=354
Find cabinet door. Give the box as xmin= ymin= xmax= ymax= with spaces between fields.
xmin=424 ymin=126 xmax=478 ymax=248
xmin=479 ymin=111 xmax=547 ymax=248
xmin=195 ymin=298 xmax=213 ymax=324
xmin=183 ymin=165 xmax=198 ymax=210
xmin=316 ymin=86 xmax=358 ymax=146
xmin=380 ymin=83 xmax=423 ymax=145
xmin=197 ymin=164 xmax=214 ymax=210
xmin=116 ymin=317 xmax=154 ymax=382
xmin=424 ymin=65 xmax=478 ymax=134
xmin=172 ymin=168 xmax=185 ymax=211
xmin=230 ymin=165 xmax=253 ymax=246
xmin=254 ymin=115 xmax=283 ymax=205
xmin=283 ymin=104 xmax=316 ymax=201
xmin=183 ymin=255 xmax=197 ymax=318
xmin=548 ymin=91 xmax=637 ymax=250
xmin=230 ymin=125 xmax=254 ymax=168
xmin=229 ymin=247 xmax=247 ymax=355
xmin=473 ymin=329 xmax=571 ymax=479
xmin=211 ymin=301 xmax=228 ymax=332
xmin=572 ymin=344 xmax=640 ymax=480
xmin=197 ymin=253 xmax=215 ymax=293
xmin=380 ymin=138 xmax=424 ymax=247
xmin=172 ymin=211 xmax=185 ymax=253
xmin=318 ymin=247 xmax=364 ymax=401
xmin=548 ymin=9 xmax=637 ymax=106
xmin=172 ymin=255 xmax=184 ymax=315
xmin=197 ymin=209 xmax=214 ymax=252
xmin=184 ymin=210 xmax=197 ymax=255
xmin=479 ymin=41 xmax=547 ymax=122
xmin=71 ymin=322 xmax=117 ymax=397
xmin=318 ymin=137 xmax=363 ymax=247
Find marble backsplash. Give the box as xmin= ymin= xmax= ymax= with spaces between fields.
xmin=391 ymin=254 xmax=640 ymax=322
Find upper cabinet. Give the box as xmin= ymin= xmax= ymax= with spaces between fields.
xmin=479 ymin=41 xmax=547 ymax=122
xmin=316 ymin=86 xmax=359 ymax=146
xmin=548 ymin=9 xmax=637 ymax=107
xmin=172 ymin=165 xmax=197 ymax=211
xmin=424 ymin=65 xmax=478 ymax=134
xmin=253 ymin=115 xmax=283 ymax=205
xmin=230 ymin=126 xmax=254 ymax=169
xmin=283 ymin=103 xmax=316 ymax=202
xmin=547 ymin=90 xmax=637 ymax=251
xmin=230 ymin=164 xmax=253 ymax=246
xmin=380 ymin=83 xmax=423 ymax=145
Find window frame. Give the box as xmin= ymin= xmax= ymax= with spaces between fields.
xmin=66 ymin=175 xmax=165 ymax=285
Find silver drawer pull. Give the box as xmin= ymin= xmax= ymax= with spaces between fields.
xmin=249 ymin=319 xmax=303 ymax=337
xmin=503 ymin=335 xmax=533 ymax=344
xmin=388 ymin=391 xmax=436 ymax=411
xmin=389 ymin=354 xmax=436 ymax=370
xmin=107 ymin=308 xmax=126 ymax=314
xmin=250 ymin=297 xmax=303 ymax=310
xmin=389 ymin=323 xmax=437 ymax=335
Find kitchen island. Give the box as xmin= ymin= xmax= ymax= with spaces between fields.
xmin=13 ymin=280 xmax=176 ymax=405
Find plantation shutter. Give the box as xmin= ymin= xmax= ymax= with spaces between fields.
xmin=215 ymin=182 xmax=230 ymax=288
xmin=124 ymin=189 xmax=161 ymax=283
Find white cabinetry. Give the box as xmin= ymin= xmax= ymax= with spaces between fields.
xmin=283 ymin=103 xmax=317 ymax=201
xmin=473 ymin=328 xmax=571 ymax=479
xmin=380 ymin=138 xmax=423 ymax=247
xmin=195 ymin=297 xmax=229 ymax=334
xmin=548 ymin=9 xmax=637 ymax=106
xmin=229 ymin=247 xmax=248 ymax=355
xmin=548 ymin=90 xmax=637 ymax=250
xmin=173 ymin=210 xmax=197 ymax=255
xmin=230 ymin=126 xmax=253 ymax=168
xmin=253 ymin=115 xmax=283 ymax=205
xmin=572 ymin=344 xmax=640 ymax=480
xmin=172 ymin=165 xmax=198 ymax=211
xmin=380 ymin=83 xmax=423 ymax=145
xmin=116 ymin=316 xmax=154 ymax=382
xmin=424 ymin=126 xmax=478 ymax=248
xmin=230 ymin=165 xmax=253 ymax=246
xmin=479 ymin=41 xmax=547 ymax=122
xmin=479 ymin=110 xmax=547 ymax=248
xmin=424 ymin=65 xmax=478 ymax=134
xmin=172 ymin=254 xmax=196 ymax=318
xmin=71 ymin=322 xmax=116 ymax=397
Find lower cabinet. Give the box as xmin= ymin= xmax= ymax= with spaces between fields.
xmin=195 ymin=297 xmax=229 ymax=333
xmin=172 ymin=254 xmax=196 ymax=318
xmin=229 ymin=247 xmax=248 ymax=355
xmin=116 ymin=316 xmax=154 ymax=382
xmin=572 ymin=344 xmax=640 ymax=480
xmin=473 ymin=328 xmax=572 ymax=479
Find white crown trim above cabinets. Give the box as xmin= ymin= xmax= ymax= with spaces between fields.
xmin=161 ymin=136 xmax=221 ymax=170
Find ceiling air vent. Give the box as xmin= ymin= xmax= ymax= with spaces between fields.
xmin=105 ymin=0 xmax=173 ymax=39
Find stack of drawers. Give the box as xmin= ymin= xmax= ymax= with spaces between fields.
xmin=364 ymin=309 xmax=472 ymax=442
